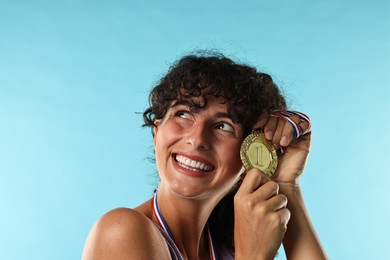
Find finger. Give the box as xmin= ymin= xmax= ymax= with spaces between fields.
xmin=279 ymin=115 xmax=300 ymax=146
xmin=263 ymin=193 xmax=288 ymax=212
xmin=299 ymin=121 xmax=310 ymax=135
xmin=272 ymin=119 xmax=286 ymax=146
xmin=238 ymin=168 xmax=270 ymax=195
xmin=251 ymin=180 xmax=280 ymax=201
xmin=276 ymin=208 xmax=291 ymax=228
xmin=263 ymin=117 xmax=278 ymax=140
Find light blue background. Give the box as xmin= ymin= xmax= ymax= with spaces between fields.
xmin=1 ymin=0 xmax=389 ymax=259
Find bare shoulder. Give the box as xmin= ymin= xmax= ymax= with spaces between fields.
xmin=82 ymin=207 xmax=171 ymax=260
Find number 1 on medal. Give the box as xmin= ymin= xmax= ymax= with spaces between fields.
xmin=255 ymin=145 xmax=263 ymax=166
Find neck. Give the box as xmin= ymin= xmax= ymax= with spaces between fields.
xmin=154 ymin=186 xmax=221 ymax=260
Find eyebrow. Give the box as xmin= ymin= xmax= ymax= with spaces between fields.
xmin=172 ymin=101 xmax=233 ymax=121
xmin=213 ymin=112 xmax=232 ymax=120
xmin=171 ymin=100 xmax=192 ymax=107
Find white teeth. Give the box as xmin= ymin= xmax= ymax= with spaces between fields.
xmin=175 ymin=155 xmax=212 ymax=172
xmin=190 ymin=160 xmax=196 ymax=168
xmin=195 ymin=162 xmax=201 ymax=169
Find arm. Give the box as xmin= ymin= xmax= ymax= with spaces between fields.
xmin=233 ymin=112 xmax=326 ymax=259
xmin=279 ymin=183 xmax=327 ymax=259
xmin=263 ymin=114 xmax=327 ymax=259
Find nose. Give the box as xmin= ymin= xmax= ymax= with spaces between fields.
xmin=186 ymin=123 xmax=210 ymax=150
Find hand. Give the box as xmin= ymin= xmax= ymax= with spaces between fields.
xmin=255 ymin=112 xmax=312 ymax=185
xmin=234 ymin=169 xmax=291 ymax=260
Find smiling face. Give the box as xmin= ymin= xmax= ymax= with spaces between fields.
xmin=153 ymin=96 xmax=245 ymax=200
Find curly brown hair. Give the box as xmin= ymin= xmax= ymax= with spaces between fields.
xmin=143 ymin=51 xmax=287 ymax=252
xmin=143 ymin=51 xmax=286 ymax=136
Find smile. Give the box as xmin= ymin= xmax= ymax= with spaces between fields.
xmin=174 ymin=154 xmax=214 ymax=172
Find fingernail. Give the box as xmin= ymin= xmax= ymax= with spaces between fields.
xmin=280 ymin=136 xmax=288 ymax=146
xmin=265 ymin=131 xmax=274 ymax=140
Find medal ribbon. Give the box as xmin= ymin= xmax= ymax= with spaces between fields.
xmin=152 ymin=191 xmax=217 ymax=260
xmin=270 ymin=110 xmax=312 ymax=154
xmin=271 ymin=110 xmax=311 ymax=138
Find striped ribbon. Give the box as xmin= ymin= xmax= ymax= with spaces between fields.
xmin=270 ymin=110 xmax=311 ymax=154
xmin=271 ymin=110 xmax=311 ymax=138
xmin=152 ymin=191 xmax=218 ymax=260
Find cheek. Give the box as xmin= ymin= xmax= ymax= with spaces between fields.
xmin=154 ymin=132 xmax=172 ymax=172
xmin=222 ymin=142 xmax=243 ymax=172
xmin=154 ymin=124 xmax=182 ymax=153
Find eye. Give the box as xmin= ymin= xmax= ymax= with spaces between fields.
xmin=174 ymin=110 xmax=194 ymax=128
xmin=176 ymin=111 xmax=192 ymax=120
xmin=215 ymin=122 xmax=235 ymax=133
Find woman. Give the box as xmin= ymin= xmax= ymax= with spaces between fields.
xmin=82 ymin=53 xmax=327 ymax=259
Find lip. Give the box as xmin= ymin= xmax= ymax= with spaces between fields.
xmin=172 ymin=153 xmax=215 ymax=177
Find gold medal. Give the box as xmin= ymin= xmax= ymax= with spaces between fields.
xmin=240 ymin=130 xmax=278 ymax=177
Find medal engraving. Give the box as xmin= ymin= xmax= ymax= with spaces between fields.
xmin=240 ymin=130 xmax=278 ymax=177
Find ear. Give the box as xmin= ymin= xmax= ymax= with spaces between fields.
xmin=153 ymin=120 xmax=161 ymax=147
xmin=153 ymin=120 xmax=161 ymax=134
